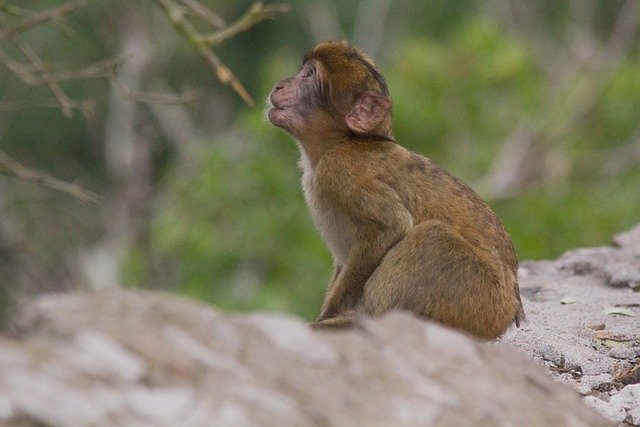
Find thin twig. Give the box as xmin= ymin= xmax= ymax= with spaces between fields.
xmin=178 ymin=0 xmax=225 ymax=29
xmin=200 ymin=2 xmax=290 ymax=46
xmin=0 ymin=0 xmax=86 ymax=41
xmin=155 ymin=0 xmax=254 ymax=105
xmin=50 ymin=58 xmax=123 ymax=81
xmin=154 ymin=0 xmax=289 ymax=106
xmin=0 ymin=67 xmax=195 ymax=114
xmin=0 ymin=151 xmax=102 ymax=205
xmin=0 ymin=99 xmax=85 ymax=111
xmin=0 ymin=48 xmax=39 ymax=85
xmin=11 ymin=36 xmax=74 ymax=117
xmin=0 ymin=1 xmax=73 ymax=34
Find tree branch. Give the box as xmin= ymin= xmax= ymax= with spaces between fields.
xmin=0 ymin=0 xmax=86 ymax=41
xmin=154 ymin=0 xmax=289 ymax=106
xmin=178 ymin=0 xmax=225 ymax=29
xmin=50 ymin=58 xmax=123 ymax=81
xmin=0 ymin=151 xmax=102 ymax=205
xmin=0 ymin=48 xmax=39 ymax=85
xmin=12 ymin=36 xmax=75 ymax=117
xmin=200 ymin=2 xmax=290 ymax=46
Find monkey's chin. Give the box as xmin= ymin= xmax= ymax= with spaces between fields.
xmin=267 ymin=108 xmax=289 ymax=129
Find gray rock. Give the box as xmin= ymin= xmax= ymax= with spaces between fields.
xmin=629 ymin=407 xmax=640 ymax=426
xmin=610 ymin=384 xmax=640 ymax=410
xmin=584 ymin=395 xmax=627 ymax=423
xmin=501 ymin=224 xmax=640 ymax=425
xmin=614 ymin=224 xmax=640 ymax=254
xmin=607 ymin=345 xmax=636 ymax=360
xmin=0 ymin=291 xmax=607 ymax=427
xmin=610 ymin=385 xmax=640 ymax=426
xmin=557 ymin=246 xmax=640 ymax=289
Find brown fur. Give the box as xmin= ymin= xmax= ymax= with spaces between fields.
xmin=267 ymin=40 xmax=524 ymax=340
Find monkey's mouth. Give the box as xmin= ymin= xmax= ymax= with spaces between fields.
xmin=267 ymin=106 xmax=288 ymax=128
xmin=268 ymin=100 xmax=296 ymax=110
xmin=266 ymin=98 xmax=297 ymax=128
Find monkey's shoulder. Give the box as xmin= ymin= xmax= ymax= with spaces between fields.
xmin=317 ymin=140 xmax=459 ymax=190
xmin=317 ymin=139 xmax=413 ymax=177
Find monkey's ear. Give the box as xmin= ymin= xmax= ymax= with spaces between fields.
xmin=346 ymin=91 xmax=392 ymax=134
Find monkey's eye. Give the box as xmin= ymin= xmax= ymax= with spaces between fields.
xmin=302 ymin=67 xmax=314 ymax=78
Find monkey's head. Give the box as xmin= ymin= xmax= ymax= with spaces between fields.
xmin=267 ymin=40 xmax=392 ymax=142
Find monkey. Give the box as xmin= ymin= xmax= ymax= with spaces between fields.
xmin=267 ymin=40 xmax=524 ymax=340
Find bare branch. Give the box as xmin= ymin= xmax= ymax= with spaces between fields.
xmin=178 ymin=0 xmax=225 ymax=29
xmin=50 ymin=58 xmax=123 ymax=81
xmin=0 ymin=151 xmax=102 ymax=205
xmin=154 ymin=0 xmax=289 ymax=106
xmin=200 ymin=2 xmax=290 ymax=46
xmin=0 ymin=99 xmax=85 ymax=112
xmin=0 ymin=0 xmax=86 ymax=41
xmin=1 ymin=1 xmax=284 ymax=112
xmin=0 ymin=1 xmax=73 ymax=34
xmin=0 ymin=48 xmax=39 ymax=85
xmin=155 ymin=0 xmax=250 ymax=105
xmin=11 ymin=36 xmax=75 ymax=117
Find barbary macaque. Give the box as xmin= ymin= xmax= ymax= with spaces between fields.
xmin=267 ymin=40 xmax=524 ymax=339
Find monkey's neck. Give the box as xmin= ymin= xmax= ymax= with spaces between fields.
xmin=296 ymin=132 xmax=345 ymax=169
xmin=297 ymin=132 xmax=395 ymax=168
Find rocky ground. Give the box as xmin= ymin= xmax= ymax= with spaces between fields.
xmin=498 ymin=224 xmax=640 ymax=425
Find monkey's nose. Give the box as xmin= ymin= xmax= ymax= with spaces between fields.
xmin=273 ymin=83 xmax=284 ymax=92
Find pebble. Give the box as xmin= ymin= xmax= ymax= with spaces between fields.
xmin=583 ymin=395 xmax=627 ymax=423
xmin=608 ymin=345 xmax=636 ymax=360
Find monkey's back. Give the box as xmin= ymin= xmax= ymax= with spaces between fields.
xmin=321 ymin=138 xmax=521 ymax=306
xmin=400 ymin=147 xmax=518 ymax=276
xmin=326 ymin=140 xmax=513 ymax=257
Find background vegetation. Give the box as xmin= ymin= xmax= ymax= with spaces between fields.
xmin=1 ymin=0 xmax=639 ymax=321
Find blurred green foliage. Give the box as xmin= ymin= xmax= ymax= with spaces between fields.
xmin=141 ymin=123 xmax=330 ymax=319
xmin=2 ymin=1 xmax=639 ymax=320
xmin=135 ymin=12 xmax=640 ymax=319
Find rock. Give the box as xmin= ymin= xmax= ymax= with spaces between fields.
xmin=610 ymin=385 xmax=640 ymax=425
xmin=610 ymin=384 xmax=640 ymax=411
xmin=584 ymin=395 xmax=627 ymax=423
xmin=630 ymin=407 xmax=640 ymax=426
xmin=557 ymin=247 xmax=640 ymax=289
xmin=614 ymin=223 xmax=640 ymax=254
xmin=0 ymin=291 xmax=607 ymax=427
xmin=501 ymin=224 xmax=640 ymax=425
xmin=607 ymin=345 xmax=636 ymax=360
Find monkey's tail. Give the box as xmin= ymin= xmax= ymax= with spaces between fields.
xmin=514 ymin=297 xmax=525 ymax=328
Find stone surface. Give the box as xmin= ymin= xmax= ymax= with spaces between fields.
xmin=1 ymin=291 xmax=607 ymax=427
xmin=556 ymin=246 xmax=640 ymax=289
xmin=614 ymin=224 xmax=640 ymax=254
xmin=500 ymin=225 xmax=640 ymax=425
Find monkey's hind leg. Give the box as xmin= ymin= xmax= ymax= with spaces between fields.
xmin=362 ymin=220 xmax=519 ymax=340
